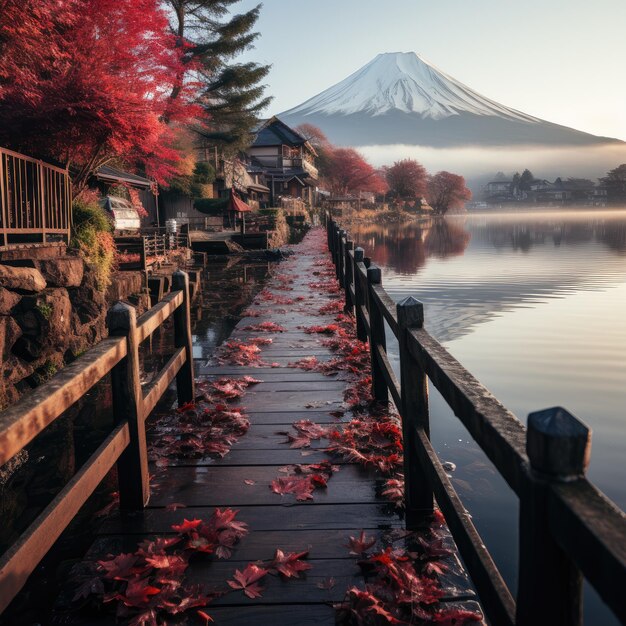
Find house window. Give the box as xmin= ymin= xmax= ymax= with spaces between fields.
xmin=283 ymin=182 xmax=288 ymax=190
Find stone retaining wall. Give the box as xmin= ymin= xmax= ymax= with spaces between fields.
xmin=0 ymin=254 xmax=147 ymax=409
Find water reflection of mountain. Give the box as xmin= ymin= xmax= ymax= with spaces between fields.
xmin=350 ymin=212 xmax=626 ymax=343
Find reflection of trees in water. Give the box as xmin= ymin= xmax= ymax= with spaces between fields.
xmin=425 ymin=219 xmax=472 ymax=259
xmin=597 ymin=222 xmax=626 ymax=254
xmin=477 ymin=214 xmax=626 ymax=253
xmin=350 ymin=218 xmax=471 ymax=274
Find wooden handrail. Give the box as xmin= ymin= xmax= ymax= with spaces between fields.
xmin=326 ymin=215 xmax=626 ymax=625
xmin=0 ymin=271 xmax=195 ymax=614
xmin=0 ymin=337 xmax=127 ymax=466
xmin=136 ymin=290 xmax=183 ymax=343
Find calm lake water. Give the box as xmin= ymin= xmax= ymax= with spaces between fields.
xmin=347 ymin=210 xmax=626 ymax=625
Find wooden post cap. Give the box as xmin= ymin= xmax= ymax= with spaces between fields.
xmin=354 ymin=247 xmax=364 ymax=262
xmin=527 ymin=407 xmax=591 ymax=480
xmin=363 ymin=257 xmax=371 ymax=269
xmin=106 ymin=301 xmax=135 ymax=332
xmin=396 ymin=296 xmax=424 ymax=329
xmin=172 ymin=270 xmax=189 ymax=289
xmin=367 ymin=265 xmax=382 ymax=284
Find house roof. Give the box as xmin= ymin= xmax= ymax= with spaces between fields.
xmin=271 ymin=174 xmax=309 ymax=187
xmin=95 ymin=165 xmax=153 ymax=189
xmin=252 ymin=116 xmax=318 ymax=156
xmin=248 ymin=183 xmax=270 ymax=193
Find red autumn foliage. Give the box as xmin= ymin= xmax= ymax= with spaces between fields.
xmin=325 ymin=147 xmax=388 ymax=196
xmin=347 ymin=530 xmax=377 ymax=556
xmin=227 ymin=564 xmax=267 ymax=598
xmin=149 ymin=377 xmax=259 ymax=464
xmin=270 ymin=461 xmax=338 ymax=501
xmin=385 ymin=159 xmax=428 ymax=200
xmin=217 ymin=339 xmax=268 ymax=367
xmin=278 ymin=419 xmax=329 ymax=448
xmin=267 ymin=549 xmax=313 ymax=579
xmin=72 ymin=508 xmax=251 ymax=623
xmin=427 ymin=171 xmax=472 ymax=215
xmin=0 ymin=0 xmax=199 ymax=193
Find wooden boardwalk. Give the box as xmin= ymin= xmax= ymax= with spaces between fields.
xmin=55 ymin=229 xmax=482 ymax=625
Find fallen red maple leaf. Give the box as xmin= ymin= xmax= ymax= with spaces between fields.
xmin=98 ymin=553 xmax=143 ymax=581
xmin=172 ymin=519 xmax=203 ymax=533
xmin=268 ymin=549 xmax=312 ymax=578
xmin=347 ymin=530 xmax=376 ymax=556
xmin=227 ymin=563 xmax=268 ymax=598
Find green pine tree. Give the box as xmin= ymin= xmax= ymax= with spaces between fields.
xmin=167 ymin=1 xmax=272 ymax=152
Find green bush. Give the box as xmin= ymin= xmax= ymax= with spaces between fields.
xmin=71 ymin=196 xmax=115 ymax=291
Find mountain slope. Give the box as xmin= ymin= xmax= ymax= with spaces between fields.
xmin=279 ymin=52 xmax=620 ymax=147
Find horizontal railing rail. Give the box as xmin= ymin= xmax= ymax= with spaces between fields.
xmin=326 ymin=215 xmax=626 ymax=626
xmin=0 ymin=147 xmax=71 ymax=249
xmin=0 ymin=271 xmax=195 ymax=614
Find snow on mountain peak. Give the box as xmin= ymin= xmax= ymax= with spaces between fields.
xmin=282 ymin=51 xmax=539 ymax=123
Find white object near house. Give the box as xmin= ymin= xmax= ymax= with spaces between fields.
xmin=99 ymin=196 xmax=141 ymax=234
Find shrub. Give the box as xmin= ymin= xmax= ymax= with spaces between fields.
xmin=71 ymin=195 xmax=115 ymax=290
xmin=35 ymin=301 xmax=53 ymax=320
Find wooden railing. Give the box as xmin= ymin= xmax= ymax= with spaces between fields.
xmin=0 ymin=271 xmax=195 ymax=613
xmin=115 ymin=229 xmax=192 ymax=271
xmin=326 ymin=217 xmax=626 ymax=626
xmin=0 ymin=147 xmax=71 ymax=249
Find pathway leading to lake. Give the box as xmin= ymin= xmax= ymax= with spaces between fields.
xmin=57 ymin=228 xmax=482 ymax=626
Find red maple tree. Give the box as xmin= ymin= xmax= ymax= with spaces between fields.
xmin=0 ymin=0 xmax=199 ymax=194
xmin=325 ymin=147 xmax=387 ymax=196
xmin=385 ymin=159 xmax=428 ymax=200
xmin=426 ymin=171 xmax=472 ymax=215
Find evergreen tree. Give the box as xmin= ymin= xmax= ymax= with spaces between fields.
xmin=600 ymin=164 xmax=626 ymax=203
xmin=519 ymin=168 xmax=535 ymax=190
xmin=166 ymin=1 xmax=272 ymax=152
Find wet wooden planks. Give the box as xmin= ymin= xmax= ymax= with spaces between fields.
xmin=57 ymin=232 xmax=483 ymax=625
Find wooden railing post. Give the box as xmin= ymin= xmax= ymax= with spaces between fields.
xmin=367 ymin=265 xmax=388 ymax=404
xmin=396 ymin=296 xmax=433 ymax=527
xmin=334 ymin=226 xmax=342 ymax=280
xmin=106 ymin=302 xmax=149 ymax=509
xmin=140 ymin=236 xmax=147 ymax=272
xmin=353 ymin=247 xmax=367 ymax=342
xmin=338 ymin=230 xmax=347 ymax=287
xmin=344 ymin=240 xmax=354 ymax=312
xmin=172 ymin=271 xmax=195 ymax=406
xmin=517 ymin=407 xmax=589 ymax=626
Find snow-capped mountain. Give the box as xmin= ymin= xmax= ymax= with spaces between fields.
xmin=279 ymin=52 xmax=620 ymax=147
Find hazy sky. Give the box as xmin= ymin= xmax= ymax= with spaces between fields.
xmin=234 ymin=0 xmax=626 ymax=141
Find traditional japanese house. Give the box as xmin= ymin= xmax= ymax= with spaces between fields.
xmin=245 ymin=116 xmax=318 ymax=206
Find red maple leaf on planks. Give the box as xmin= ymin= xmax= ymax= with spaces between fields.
xmin=347 ymin=530 xmax=376 ymax=556
xmin=267 ymin=549 xmax=312 ymax=578
xmin=270 ymin=461 xmax=337 ymax=501
xmin=227 ymin=564 xmax=268 ymax=598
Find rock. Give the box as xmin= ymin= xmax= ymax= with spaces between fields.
xmin=36 ymin=258 xmax=84 ymax=288
xmin=12 ymin=289 xmax=72 ymax=361
xmin=0 ymin=287 xmax=21 ymax=315
xmin=2 ymin=355 xmax=33 ymax=385
xmin=0 ymin=316 xmax=23 ymax=360
xmin=0 ymin=265 xmax=47 ymax=292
